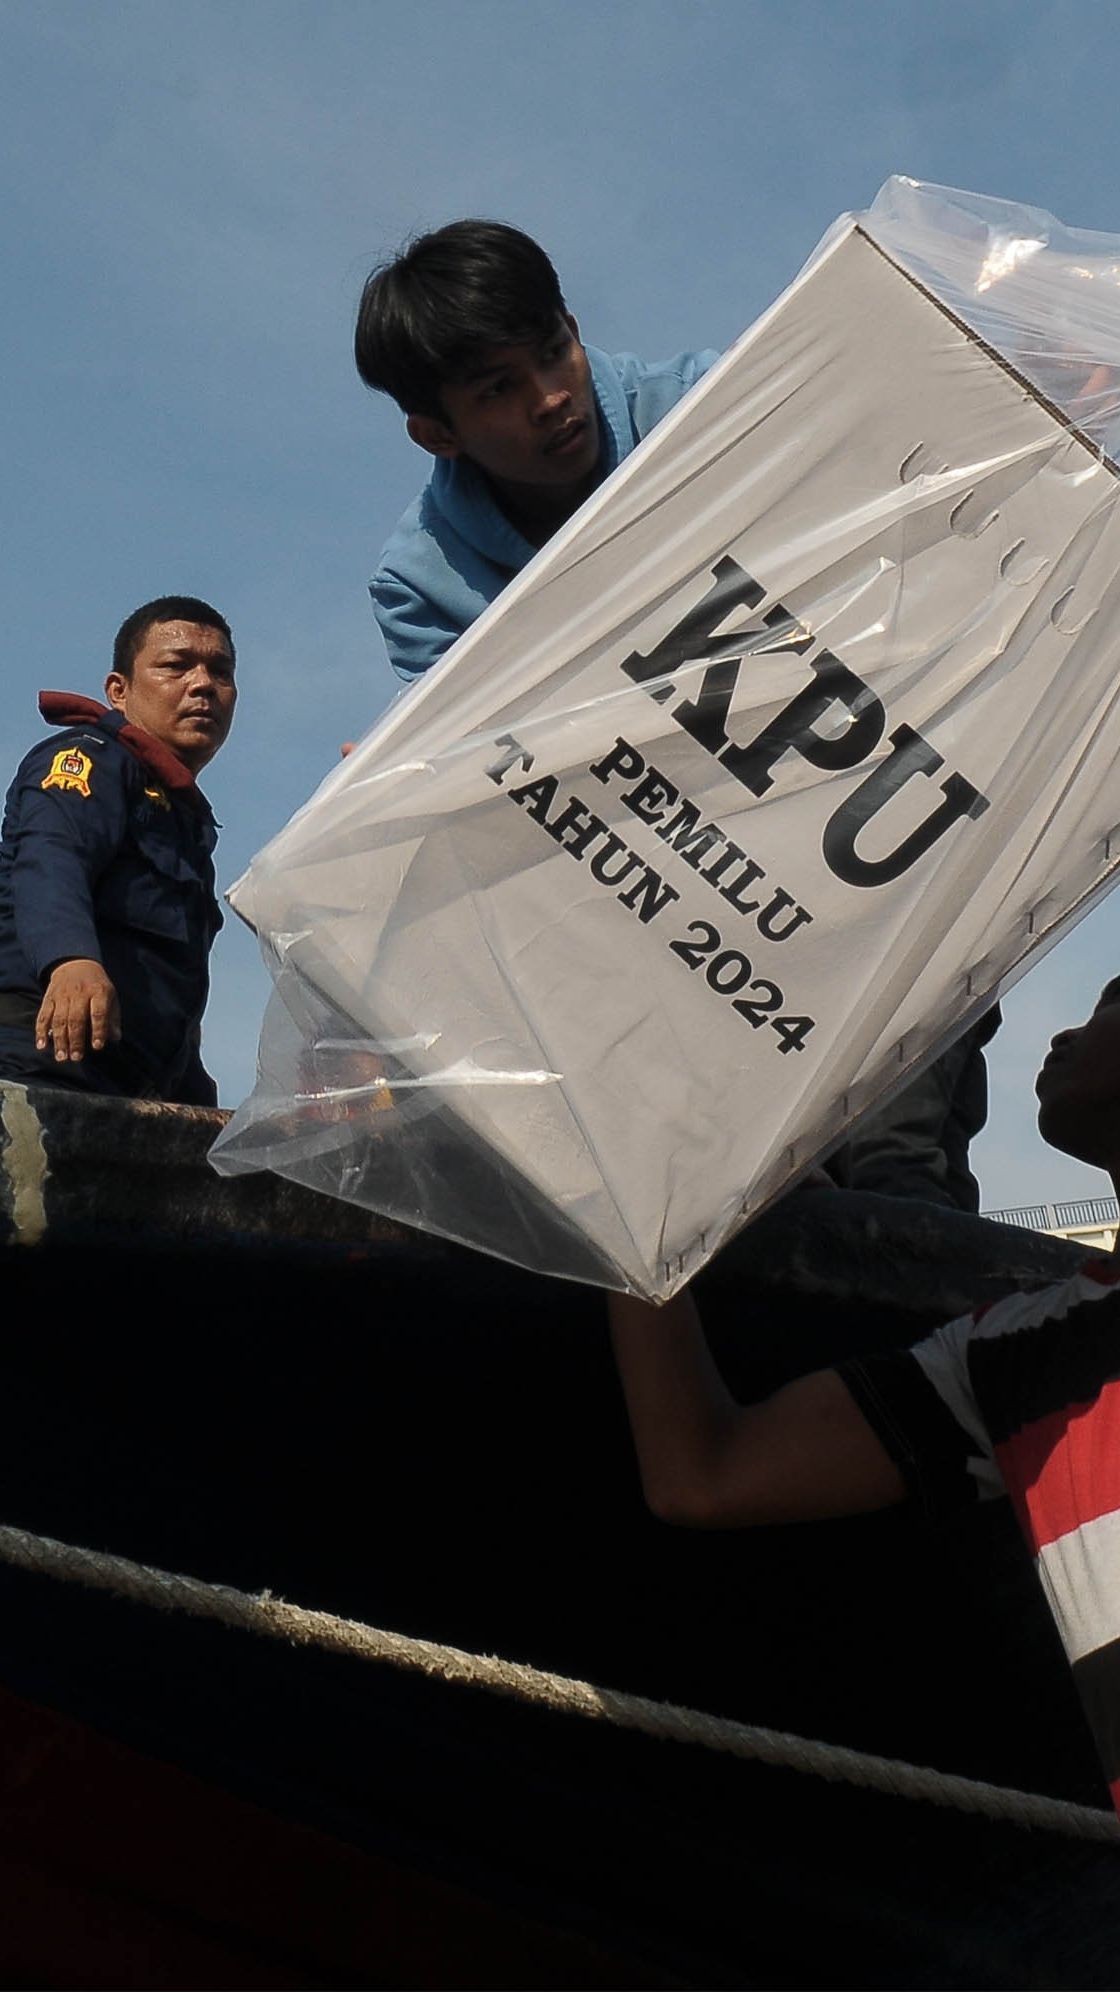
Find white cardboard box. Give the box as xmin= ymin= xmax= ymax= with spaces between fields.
xmin=217 ymin=213 xmax=1120 ymax=1297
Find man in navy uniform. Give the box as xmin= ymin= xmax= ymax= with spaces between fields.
xmin=0 ymin=596 xmax=237 ymax=1105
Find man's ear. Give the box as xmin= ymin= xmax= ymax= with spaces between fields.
xmin=564 ymin=310 xmax=581 ymax=343
xmin=104 ymin=671 xmax=129 ymax=715
xmin=406 ymin=413 xmax=461 ymax=460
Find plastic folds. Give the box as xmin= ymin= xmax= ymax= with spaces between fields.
xmin=212 ymin=178 xmax=1120 ymax=1299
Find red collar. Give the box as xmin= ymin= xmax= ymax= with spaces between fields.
xmin=38 ymin=692 xmax=208 ymax=808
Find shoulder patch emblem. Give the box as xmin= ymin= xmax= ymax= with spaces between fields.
xmin=144 ymin=784 xmax=171 ymax=811
xmin=41 ymin=748 xmax=93 ymax=798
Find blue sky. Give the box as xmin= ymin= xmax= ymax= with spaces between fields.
xmin=3 ymin=0 xmax=1120 ymax=1210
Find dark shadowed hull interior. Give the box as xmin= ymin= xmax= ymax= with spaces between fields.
xmin=2 ymin=1083 xmax=1119 ymax=1988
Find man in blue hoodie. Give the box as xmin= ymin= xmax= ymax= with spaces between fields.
xmin=356 ymin=219 xmax=718 ymax=682
xmin=355 ymin=222 xmax=995 ymax=1210
xmin=0 ymin=596 xmax=236 ymax=1104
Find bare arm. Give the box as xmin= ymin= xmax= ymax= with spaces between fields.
xmin=609 ymin=1289 xmax=906 ymax=1528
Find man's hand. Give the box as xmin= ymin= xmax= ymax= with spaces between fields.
xmin=36 ymin=959 xmax=122 ymax=1063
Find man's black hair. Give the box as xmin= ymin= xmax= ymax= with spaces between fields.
xmin=112 ymin=597 xmax=235 ymax=678
xmin=354 ymin=220 xmax=567 ymax=417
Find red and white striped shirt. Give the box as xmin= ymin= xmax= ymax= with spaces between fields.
xmin=842 ymin=1259 xmax=1120 ymax=1813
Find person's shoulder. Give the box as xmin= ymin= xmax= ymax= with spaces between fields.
xmin=12 ymin=722 xmax=129 ymax=793
xmin=371 ymin=571 xmax=462 ymax=683
xmin=374 ymin=478 xmax=480 ymax=593
xmin=590 ymin=346 xmax=722 ymax=452
xmin=372 ymin=575 xmax=469 ymax=684
xmin=601 ymin=346 xmax=721 ymax=395
xmin=372 ymin=470 xmax=510 ymax=680
xmin=375 ymin=490 xmax=428 ymax=576
xmin=966 ymin=1259 xmax=1120 ymax=1341
xmin=4 ymin=727 xmax=140 ymax=856
xmin=900 ymin=1262 xmax=1118 ymax=1438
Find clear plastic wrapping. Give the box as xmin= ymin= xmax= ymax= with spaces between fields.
xmin=861 ymin=178 xmax=1120 ymax=458
xmin=211 ymin=178 xmax=1120 ymax=1299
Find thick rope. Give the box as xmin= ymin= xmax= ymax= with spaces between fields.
xmin=2 ymin=1518 xmax=1117 ymax=1845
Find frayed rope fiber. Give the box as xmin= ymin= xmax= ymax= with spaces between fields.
xmin=1 ymin=1518 xmax=1117 ymax=1844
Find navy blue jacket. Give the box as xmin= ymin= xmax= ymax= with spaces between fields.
xmin=0 ymin=694 xmax=222 ymax=1104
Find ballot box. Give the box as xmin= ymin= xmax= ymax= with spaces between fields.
xmin=213 ymin=179 xmax=1120 ymax=1299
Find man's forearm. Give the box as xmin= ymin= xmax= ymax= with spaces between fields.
xmin=608 ymin=1288 xmax=907 ymax=1529
xmin=609 ymin=1289 xmax=742 ymax=1524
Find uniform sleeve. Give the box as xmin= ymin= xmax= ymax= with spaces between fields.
xmin=8 ymin=740 xmax=130 ymax=981
xmin=838 ymin=1311 xmax=1001 ymax=1524
xmin=370 ymin=568 xmax=466 ymax=682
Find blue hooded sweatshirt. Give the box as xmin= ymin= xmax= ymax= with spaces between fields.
xmin=370 ymin=344 xmax=719 ymax=681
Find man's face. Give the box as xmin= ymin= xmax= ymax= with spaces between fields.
xmin=105 ymin=620 xmax=237 ymax=774
xmin=1035 ymin=978 xmax=1120 ymax=1168
xmin=408 ymin=313 xmax=600 ymax=503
